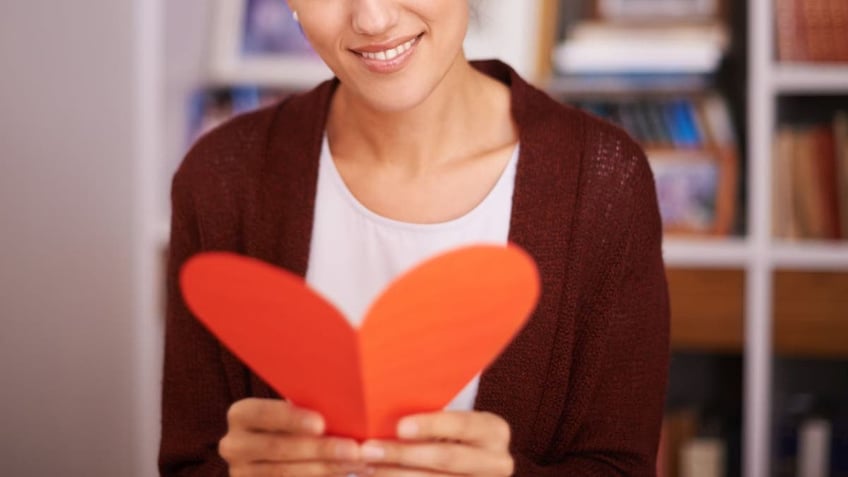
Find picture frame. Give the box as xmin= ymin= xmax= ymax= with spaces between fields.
xmin=648 ymin=150 xmax=735 ymax=235
xmin=210 ymin=0 xmax=332 ymax=88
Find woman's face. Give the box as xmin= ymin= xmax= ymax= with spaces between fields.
xmin=288 ymin=0 xmax=470 ymax=112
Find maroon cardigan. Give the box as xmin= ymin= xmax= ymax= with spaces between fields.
xmin=159 ymin=60 xmax=670 ymax=476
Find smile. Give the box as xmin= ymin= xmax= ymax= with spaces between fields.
xmin=351 ymin=34 xmax=424 ymax=73
xmin=358 ymin=36 xmax=419 ymax=61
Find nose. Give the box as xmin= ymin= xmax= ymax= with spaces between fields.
xmin=350 ymin=0 xmax=399 ymax=36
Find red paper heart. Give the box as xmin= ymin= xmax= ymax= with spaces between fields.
xmin=180 ymin=245 xmax=539 ymax=440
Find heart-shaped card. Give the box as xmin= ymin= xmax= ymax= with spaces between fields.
xmin=180 ymin=245 xmax=540 ymax=440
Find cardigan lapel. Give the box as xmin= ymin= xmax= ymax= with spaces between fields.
xmin=245 ymin=79 xmax=338 ymax=277
xmin=240 ymin=79 xmax=338 ymax=399
xmin=471 ymin=61 xmax=585 ymax=458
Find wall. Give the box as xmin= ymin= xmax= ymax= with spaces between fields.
xmin=0 ymin=1 xmax=138 ymax=475
xmin=465 ymin=0 xmax=541 ymax=77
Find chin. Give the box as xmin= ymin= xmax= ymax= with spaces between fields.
xmin=364 ymin=88 xmax=432 ymax=113
xmin=343 ymin=75 xmax=438 ymax=114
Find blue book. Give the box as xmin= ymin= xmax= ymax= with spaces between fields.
xmin=676 ymin=100 xmax=703 ymax=148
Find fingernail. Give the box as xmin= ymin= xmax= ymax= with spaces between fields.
xmin=335 ymin=440 xmax=359 ymax=460
xmin=301 ymin=414 xmax=324 ymax=434
xmin=360 ymin=442 xmax=385 ymax=461
xmin=342 ymin=468 xmax=374 ymax=477
xmin=397 ymin=419 xmax=418 ymax=438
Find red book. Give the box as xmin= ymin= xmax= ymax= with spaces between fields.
xmin=776 ymin=0 xmax=802 ymax=61
xmin=811 ymin=126 xmax=840 ymax=239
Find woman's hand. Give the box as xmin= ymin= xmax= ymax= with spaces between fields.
xmin=359 ymin=411 xmax=515 ymax=476
xmin=219 ymin=398 xmax=369 ymax=476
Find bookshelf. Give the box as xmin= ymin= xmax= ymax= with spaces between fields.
xmin=134 ymin=1 xmax=847 ymax=476
xmin=541 ymin=0 xmax=848 ymax=476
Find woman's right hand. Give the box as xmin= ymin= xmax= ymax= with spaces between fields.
xmin=220 ymin=398 xmax=370 ymax=476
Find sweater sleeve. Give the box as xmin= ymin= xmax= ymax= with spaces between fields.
xmin=514 ymin=142 xmax=670 ymax=476
xmin=158 ymin=167 xmax=231 ymax=477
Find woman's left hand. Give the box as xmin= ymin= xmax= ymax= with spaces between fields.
xmin=359 ymin=411 xmax=515 ymax=476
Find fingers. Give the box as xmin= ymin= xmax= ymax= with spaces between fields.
xmin=361 ymin=441 xmax=514 ymax=476
xmin=219 ymin=433 xmax=360 ymax=464
xmin=368 ymin=466 xmax=440 ymax=477
xmin=396 ymin=411 xmax=512 ymax=452
xmin=222 ymin=399 xmax=362 ymax=471
xmin=229 ymin=460 xmax=372 ymax=477
xmin=228 ymin=398 xmax=325 ymax=434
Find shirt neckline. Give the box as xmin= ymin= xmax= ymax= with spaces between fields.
xmin=320 ymin=135 xmax=520 ymax=232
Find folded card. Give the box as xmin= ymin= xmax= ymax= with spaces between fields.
xmin=180 ymin=245 xmax=540 ymax=440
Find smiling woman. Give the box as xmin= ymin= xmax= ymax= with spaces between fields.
xmin=159 ymin=1 xmax=670 ymax=476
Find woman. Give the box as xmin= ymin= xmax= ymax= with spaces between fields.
xmin=159 ymin=1 xmax=670 ymax=476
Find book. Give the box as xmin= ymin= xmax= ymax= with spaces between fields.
xmin=774 ymin=0 xmax=848 ymax=62
xmin=776 ymin=123 xmax=843 ymax=240
xmin=773 ymin=128 xmax=798 ymax=239
xmin=776 ymin=0 xmax=803 ymax=61
xmin=680 ymin=437 xmax=725 ymax=477
xmin=553 ymin=22 xmax=729 ymax=74
xmin=811 ymin=127 xmax=841 ymax=239
xmin=834 ymin=111 xmax=848 ymax=239
xmin=596 ymin=0 xmax=720 ymax=22
xmin=797 ymin=418 xmax=832 ymax=477
xmin=664 ymin=409 xmax=700 ymax=477
xmin=792 ymin=127 xmax=824 ymax=238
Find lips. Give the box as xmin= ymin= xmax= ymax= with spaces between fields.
xmin=350 ymin=33 xmax=424 ymax=73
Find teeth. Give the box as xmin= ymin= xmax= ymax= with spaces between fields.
xmin=361 ymin=37 xmax=417 ymax=61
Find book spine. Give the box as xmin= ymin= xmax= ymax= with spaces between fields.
xmin=797 ymin=418 xmax=832 ymax=477
xmin=773 ymin=128 xmax=796 ymax=239
xmin=795 ymin=0 xmax=811 ymax=61
xmin=776 ymin=0 xmax=800 ymax=61
xmin=812 ymin=127 xmax=840 ymax=239
xmin=680 ymin=437 xmax=726 ymax=477
xmin=834 ymin=112 xmax=848 ymax=239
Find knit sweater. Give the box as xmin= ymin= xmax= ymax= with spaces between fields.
xmin=159 ymin=60 xmax=670 ymax=476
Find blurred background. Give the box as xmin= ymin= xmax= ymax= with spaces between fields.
xmin=1 ymin=0 xmax=846 ymax=476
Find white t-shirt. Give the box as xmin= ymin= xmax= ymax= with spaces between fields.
xmin=305 ymin=136 xmax=519 ymax=411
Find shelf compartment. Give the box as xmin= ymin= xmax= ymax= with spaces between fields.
xmin=774 ymin=270 xmax=848 ymax=358
xmin=668 ymin=268 xmax=745 ymax=353
xmin=772 ymin=64 xmax=848 ymax=95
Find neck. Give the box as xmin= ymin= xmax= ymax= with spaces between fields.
xmin=327 ymin=58 xmax=508 ymax=171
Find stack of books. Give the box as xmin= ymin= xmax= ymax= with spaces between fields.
xmin=772 ymin=111 xmax=848 ymax=241
xmin=553 ymin=21 xmax=729 ymax=77
xmin=775 ymin=0 xmax=848 ymax=63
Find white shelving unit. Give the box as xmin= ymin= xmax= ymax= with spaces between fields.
xmin=747 ymin=1 xmax=848 ymax=477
